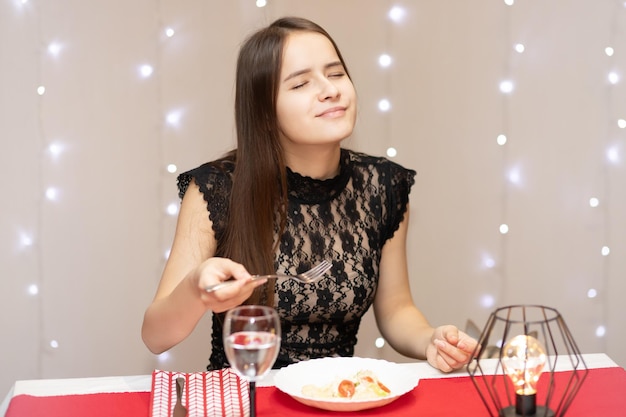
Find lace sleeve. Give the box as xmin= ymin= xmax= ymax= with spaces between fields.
xmin=175 ymin=159 xmax=234 ymax=242
xmin=176 ymin=173 xmax=193 ymax=200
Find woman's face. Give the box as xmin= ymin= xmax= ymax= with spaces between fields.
xmin=276 ymin=31 xmax=357 ymax=150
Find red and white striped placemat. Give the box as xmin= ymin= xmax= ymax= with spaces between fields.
xmin=150 ymin=369 xmax=250 ymax=417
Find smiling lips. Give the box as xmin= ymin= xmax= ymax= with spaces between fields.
xmin=316 ymin=106 xmax=347 ymax=118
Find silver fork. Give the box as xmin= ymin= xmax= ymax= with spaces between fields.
xmin=204 ymin=260 xmax=332 ymax=293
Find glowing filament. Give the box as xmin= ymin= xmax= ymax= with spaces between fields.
xmin=501 ymin=335 xmax=547 ymax=395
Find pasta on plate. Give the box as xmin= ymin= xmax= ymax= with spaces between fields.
xmin=274 ymin=357 xmax=420 ymax=412
xmin=301 ymin=370 xmax=391 ymax=400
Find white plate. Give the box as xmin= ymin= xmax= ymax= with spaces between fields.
xmin=274 ymin=357 xmax=419 ymax=412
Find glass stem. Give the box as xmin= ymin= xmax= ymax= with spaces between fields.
xmin=249 ymin=381 xmax=256 ymax=417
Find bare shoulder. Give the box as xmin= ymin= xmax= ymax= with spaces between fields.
xmin=176 ymin=178 xmax=216 ymax=252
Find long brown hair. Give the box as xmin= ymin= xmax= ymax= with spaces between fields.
xmin=218 ymin=17 xmax=351 ymax=305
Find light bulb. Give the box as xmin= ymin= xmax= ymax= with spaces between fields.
xmin=388 ymin=6 xmax=406 ymax=23
xmin=499 ymin=80 xmax=514 ymax=94
xmin=166 ymin=202 xmax=178 ymax=216
xmin=480 ymin=294 xmax=495 ymax=308
xmin=48 ymin=42 xmax=62 ymax=57
xmin=378 ymin=54 xmax=392 ymax=68
xmin=375 ymin=337 xmax=385 ymax=348
xmin=139 ymin=64 xmax=154 ymax=78
xmin=501 ymin=335 xmax=547 ymax=415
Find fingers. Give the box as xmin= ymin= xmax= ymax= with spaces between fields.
xmin=206 ymin=257 xmax=251 ymax=281
xmin=440 ymin=325 xmax=459 ymax=345
xmin=199 ymin=258 xmax=251 ymax=289
xmin=456 ymin=331 xmax=480 ymax=354
xmin=196 ymin=257 xmax=266 ymax=311
xmin=431 ymin=327 xmax=479 ymax=372
xmin=200 ymin=280 xmax=257 ymax=313
xmin=432 ymin=338 xmax=468 ymax=371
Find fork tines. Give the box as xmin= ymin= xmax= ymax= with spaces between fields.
xmin=305 ymin=260 xmax=331 ymax=277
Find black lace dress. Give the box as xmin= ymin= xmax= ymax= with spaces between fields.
xmin=177 ymin=148 xmax=416 ymax=370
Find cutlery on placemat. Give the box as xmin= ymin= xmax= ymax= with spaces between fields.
xmin=173 ymin=377 xmax=187 ymax=417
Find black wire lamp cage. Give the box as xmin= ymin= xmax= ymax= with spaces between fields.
xmin=467 ymin=305 xmax=589 ymax=417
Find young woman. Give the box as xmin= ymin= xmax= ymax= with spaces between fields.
xmin=142 ymin=16 xmax=477 ymax=373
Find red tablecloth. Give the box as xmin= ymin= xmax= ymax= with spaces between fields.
xmin=6 ymin=367 xmax=626 ymax=417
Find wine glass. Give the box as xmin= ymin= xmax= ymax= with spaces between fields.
xmin=223 ymin=305 xmax=281 ymax=417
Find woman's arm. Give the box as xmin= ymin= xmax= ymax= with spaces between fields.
xmin=141 ymin=181 xmax=264 ymax=354
xmin=373 ymin=206 xmax=477 ymax=372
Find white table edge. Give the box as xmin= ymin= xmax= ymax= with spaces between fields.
xmin=1 ymin=353 xmax=618 ymax=417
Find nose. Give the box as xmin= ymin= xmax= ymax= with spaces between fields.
xmin=318 ymin=78 xmax=340 ymax=101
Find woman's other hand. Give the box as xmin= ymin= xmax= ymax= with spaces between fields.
xmin=427 ymin=325 xmax=479 ymax=372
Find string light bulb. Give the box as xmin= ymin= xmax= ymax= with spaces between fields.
xmin=47 ymin=42 xmax=62 ymax=57
xmin=388 ymin=6 xmax=406 ymax=23
xmin=165 ymin=109 xmax=183 ymax=127
xmin=139 ymin=64 xmax=154 ymax=78
xmin=499 ymin=80 xmax=515 ymax=94
xmin=375 ymin=337 xmax=385 ymax=348
xmin=507 ymin=167 xmax=522 ymax=185
xmin=501 ymin=335 xmax=547 ymax=416
xmin=48 ymin=142 xmax=64 ymax=158
xmin=480 ymin=294 xmax=495 ymax=308
xmin=20 ymin=232 xmax=34 ymax=248
xmin=606 ymin=146 xmax=620 ymax=164
xmin=378 ymin=54 xmax=392 ymax=68
xmin=377 ymin=99 xmax=391 ymax=112
xmin=166 ymin=202 xmax=178 ymax=216
xmin=482 ymin=255 xmax=496 ymax=269
xmin=45 ymin=187 xmax=58 ymax=201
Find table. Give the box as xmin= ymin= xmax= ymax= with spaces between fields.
xmin=2 ymin=353 xmax=624 ymax=417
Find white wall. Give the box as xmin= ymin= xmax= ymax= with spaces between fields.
xmin=1 ymin=0 xmax=624 ymax=397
